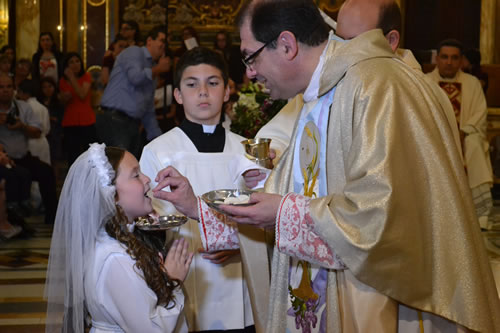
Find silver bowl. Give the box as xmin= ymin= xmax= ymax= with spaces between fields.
xmin=201 ymin=189 xmax=254 ymax=215
xmin=135 ymin=215 xmax=188 ymax=230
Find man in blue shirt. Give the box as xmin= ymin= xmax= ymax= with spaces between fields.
xmin=98 ymin=25 xmax=171 ymax=158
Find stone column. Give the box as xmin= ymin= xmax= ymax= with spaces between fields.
xmin=480 ymin=0 xmax=497 ymax=64
xmin=0 ymin=0 xmax=8 ymax=47
xmin=15 ymin=0 xmax=39 ymax=60
xmin=65 ymin=1 xmax=81 ymax=55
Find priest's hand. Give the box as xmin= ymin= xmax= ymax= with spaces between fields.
xmin=221 ymin=192 xmax=282 ymax=228
xmin=152 ymin=166 xmax=199 ymax=220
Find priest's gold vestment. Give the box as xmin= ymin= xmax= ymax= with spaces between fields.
xmin=259 ymin=30 xmax=500 ymax=332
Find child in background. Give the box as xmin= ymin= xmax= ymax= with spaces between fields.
xmin=45 ymin=143 xmax=193 ymax=333
xmin=140 ymin=47 xmax=255 ymax=332
xmin=38 ymin=76 xmax=64 ymax=164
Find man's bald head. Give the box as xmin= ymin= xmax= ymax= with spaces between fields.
xmin=336 ymin=0 xmax=401 ymax=51
xmin=336 ymin=0 xmax=382 ymax=40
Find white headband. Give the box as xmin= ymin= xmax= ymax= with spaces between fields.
xmin=88 ymin=143 xmax=115 ymax=189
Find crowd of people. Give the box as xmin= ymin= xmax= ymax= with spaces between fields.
xmin=0 ymin=22 xmax=246 ymax=241
xmin=2 ymin=0 xmax=500 ymax=332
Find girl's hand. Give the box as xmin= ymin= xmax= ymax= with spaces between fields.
xmin=162 ymin=238 xmax=193 ymax=281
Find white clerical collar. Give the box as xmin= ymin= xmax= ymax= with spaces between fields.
xmin=202 ymin=124 xmax=217 ymax=133
xmin=303 ymin=31 xmax=345 ymax=102
xmin=436 ymin=68 xmax=462 ymax=82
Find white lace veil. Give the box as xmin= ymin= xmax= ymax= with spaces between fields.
xmin=45 ymin=143 xmax=117 ymax=333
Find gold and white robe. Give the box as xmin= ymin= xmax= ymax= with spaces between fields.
xmin=263 ymin=30 xmax=500 ymax=332
xmin=427 ymin=68 xmax=493 ymax=227
xmin=198 ymin=30 xmax=500 ymax=332
xmin=256 ymin=47 xmax=457 ymax=165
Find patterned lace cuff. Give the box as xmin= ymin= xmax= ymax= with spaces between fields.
xmin=197 ymin=197 xmax=240 ymax=252
xmin=276 ymin=193 xmax=345 ymax=269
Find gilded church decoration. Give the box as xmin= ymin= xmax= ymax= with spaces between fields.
xmin=0 ymin=3 xmax=7 ymax=47
xmin=120 ymin=0 xmax=342 ymax=32
xmin=119 ymin=0 xmax=342 ymax=48
xmin=121 ymin=0 xmax=245 ymax=32
xmin=88 ymin=0 xmax=107 ymax=6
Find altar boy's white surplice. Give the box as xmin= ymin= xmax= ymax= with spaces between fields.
xmin=140 ymin=127 xmax=254 ymax=331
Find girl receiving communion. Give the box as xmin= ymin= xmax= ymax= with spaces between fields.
xmin=45 ymin=143 xmax=193 ymax=333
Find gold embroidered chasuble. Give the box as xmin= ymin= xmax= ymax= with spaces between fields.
xmin=260 ymin=30 xmax=500 ymax=332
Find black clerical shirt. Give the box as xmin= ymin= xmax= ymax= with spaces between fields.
xmin=179 ymin=119 xmax=226 ymax=153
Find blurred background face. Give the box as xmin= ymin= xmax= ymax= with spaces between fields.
xmin=228 ymin=78 xmax=236 ymax=95
xmin=41 ymin=81 xmax=55 ymax=98
xmin=68 ymin=56 xmax=82 ymax=74
xmin=40 ymin=34 xmax=53 ymax=52
xmin=0 ymin=60 xmax=10 ymax=73
xmin=0 ymin=76 xmax=14 ymax=104
xmin=120 ymin=24 xmax=135 ymax=40
xmin=147 ymin=32 xmax=166 ymax=61
xmin=436 ymin=46 xmax=462 ymax=78
xmin=216 ymin=33 xmax=227 ymax=50
xmin=183 ymin=28 xmax=194 ymax=41
xmin=16 ymin=63 xmax=30 ymax=77
xmin=3 ymin=48 xmax=14 ymax=62
xmin=113 ymin=40 xmax=128 ymax=57
xmin=16 ymin=90 xmax=29 ymax=101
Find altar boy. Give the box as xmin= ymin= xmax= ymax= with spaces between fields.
xmin=139 ymin=47 xmax=255 ymax=332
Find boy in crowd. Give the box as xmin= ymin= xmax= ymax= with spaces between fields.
xmin=140 ymin=47 xmax=255 ymax=332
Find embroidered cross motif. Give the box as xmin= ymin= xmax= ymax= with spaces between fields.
xmin=439 ymin=81 xmax=462 ymax=123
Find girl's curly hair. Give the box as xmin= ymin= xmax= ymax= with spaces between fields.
xmin=104 ymin=146 xmax=180 ymax=308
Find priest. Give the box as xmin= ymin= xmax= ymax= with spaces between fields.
xmin=154 ymin=0 xmax=500 ymax=332
xmin=427 ymin=38 xmax=493 ymax=230
xmin=255 ymin=0 xmax=446 ymax=166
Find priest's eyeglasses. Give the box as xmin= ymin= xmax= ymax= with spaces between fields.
xmin=241 ymin=37 xmax=277 ymax=69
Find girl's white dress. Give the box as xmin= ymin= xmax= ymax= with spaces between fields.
xmin=84 ymin=231 xmax=188 ymax=332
